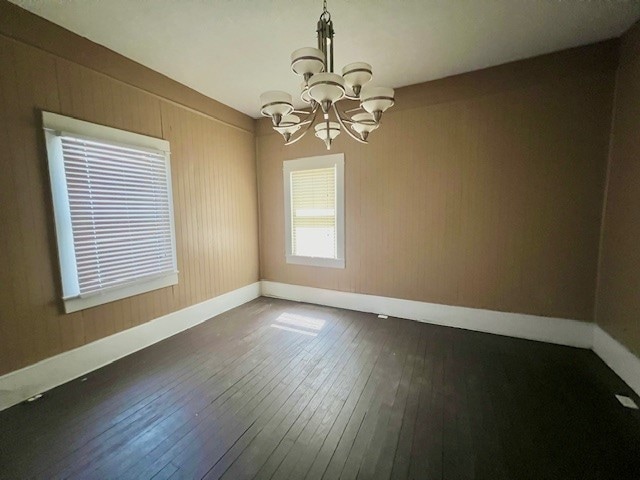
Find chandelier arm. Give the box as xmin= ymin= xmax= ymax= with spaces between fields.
xmin=332 ymin=103 xmax=368 ymax=144
xmin=343 ymin=105 xmax=364 ymax=114
xmin=332 ymin=102 xmax=355 ymax=124
xmin=292 ymin=109 xmax=314 ymax=115
xmin=283 ymin=107 xmax=320 ymax=146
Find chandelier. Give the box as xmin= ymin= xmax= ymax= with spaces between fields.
xmin=259 ymin=0 xmax=395 ymax=150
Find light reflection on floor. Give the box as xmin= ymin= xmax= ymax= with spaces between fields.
xmin=270 ymin=312 xmax=326 ymax=337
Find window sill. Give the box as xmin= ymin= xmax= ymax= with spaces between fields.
xmin=63 ymin=273 xmax=178 ymax=313
xmin=286 ymin=255 xmax=345 ymax=269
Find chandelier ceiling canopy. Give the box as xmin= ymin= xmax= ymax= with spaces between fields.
xmin=259 ymin=0 xmax=395 ymax=150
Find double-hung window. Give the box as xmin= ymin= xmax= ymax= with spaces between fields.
xmin=283 ymin=154 xmax=345 ymax=268
xmin=43 ymin=112 xmax=178 ymax=313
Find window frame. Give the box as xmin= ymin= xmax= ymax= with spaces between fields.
xmin=42 ymin=111 xmax=178 ymax=313
xmin=283 ymin=153 xmax=345 ymax=269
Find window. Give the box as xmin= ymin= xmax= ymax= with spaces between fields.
xmin=43 ymin=112 xmax=178 ymax=313
xmin=283 ymin=154 xmax=344 ymax=268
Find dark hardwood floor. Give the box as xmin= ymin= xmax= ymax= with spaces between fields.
xmin=1 ymin=297 xmax=639 ymax=479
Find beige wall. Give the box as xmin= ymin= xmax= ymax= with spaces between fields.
xmin=596 ymin=21 xmax=640 ymax=357
xmin=0 ymin=2 xmax=259 ymax=375
xmin=257 ymin=41 xmax=617 ymax=322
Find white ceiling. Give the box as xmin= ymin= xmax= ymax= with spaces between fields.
xmin=10 ymin=0 xmax=640 ymax=118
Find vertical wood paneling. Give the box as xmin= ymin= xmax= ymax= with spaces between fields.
xmin=257 ymin=53 xmax=616 ymax=322
xmin=156 ymin=102 xmax=259 ymax=313
xmin=0 ymin=38 xmax=22 ymax=373
xmin=0 ymin=34 xmax=258 ymax=376
xmin=596 ymin=21 xmax=640 ymax=357
xmin=9 ymin=39 xmax=62 ymax=367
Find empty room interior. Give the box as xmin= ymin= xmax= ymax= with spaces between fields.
xmin=1 ymin=0 xmax=640 ymax=478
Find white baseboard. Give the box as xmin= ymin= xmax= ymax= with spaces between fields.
xmin=0 ymin=282 xmax=261 ymax=412
xmin=261 ymin=281 xmax=594 ymax=348
xmin=593 ymin=326 xmax=640 ymax=396
xmin=262 ymin=281 xmax=640 ymax=396
xmin=3 ymin=279 xmax=637 ymax=412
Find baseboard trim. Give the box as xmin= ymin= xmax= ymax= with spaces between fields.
xmin=593 ymin=326 xmax=640 ymax=396
xmin=3 ymin=279 xmax=637 ymax=411
xmin=262 ymin=281 xmax=640 ymax=396
xmin=0 ymin=282 xmax=261 ymax=412
xmin=261 ymin=281 xmax=594 ymax=348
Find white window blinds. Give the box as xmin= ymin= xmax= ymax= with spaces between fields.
xmin=43 ymin=111 xmax=177 ymax=313
xmin=283 ymin=154 xmax=344 ymax=269
xmin=290 ymin=167 xmax=337 ymax=259
xmin=60 ymin=136 xmax=175 ymax=295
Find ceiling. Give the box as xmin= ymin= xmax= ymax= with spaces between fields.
xmin=10 ymin=0 xmax=640 ymax=118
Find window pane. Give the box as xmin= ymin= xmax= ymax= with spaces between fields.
xmin=294 ymin=227 xmax=336 ymax=257
xmin=290 ymin=166 xmax=336 ymax=259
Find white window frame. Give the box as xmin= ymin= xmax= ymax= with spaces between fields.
xmin=283 ymin=154 xmax=345 ymax=269
xmin=42 ymin=111 xmax=178 ymax=313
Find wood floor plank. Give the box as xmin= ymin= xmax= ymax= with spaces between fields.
xmin=1 ymin=298 xmax=639 ymax=480
xmin=343 ymin=320 xmax=422 ymax=479
xmin=263 ymin=312 xmax=394 ymax=480
xmin=171 ymin=308 xmax=361 ymax=479
xmin=219 ymin=311 xmax=399 ymax=479
xmin=388 ymin=327 xmax=429 ymax=480
xmin=207 ymin=310 xmax=365 ymax=479
xmin=407 ymin=327 xmax=446 ymax=479
xmin=309 ymin=317 xmax=412 ymax=480
xmin=5 ymin=302 xmax=271 ymax=475
xmin=125 ymin=305 xmax=353 ymax=479
xmin=63 ymin=324 xmax=308 ymax=479
xmin=6 ymin=299 xmax=271 ymax=448
xmin=37 ymin=301 xmax=302 ymax=478
xmin=363 ymin=321 xmax=424 ymax=480
xmin=461 ymin=333 xmax=508 ymax=479
xmin=108 ymin=304 xmax=348 ymax=479
xmin=442 ymin=331 xmax=475 ymax=479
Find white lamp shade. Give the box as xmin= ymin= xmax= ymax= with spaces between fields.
xmin=308 ymin=73 xmax=345 ymax=104
xmin=260 ymin=91 xmax=294 ymax=117
xmin=350 ymin=112 xmax=378 ymax=135
xmin=314 ymin=121 xmax=341 ymax=141
xmin=291 ymin=47 xmax=325 ymax=77
xmin=342 ymin=62 xmax=372 ymax=90
xmin=274 ymin=114 xmax=302 ymax=135
xmin=360 ymin=86 xmax=395 ymax=114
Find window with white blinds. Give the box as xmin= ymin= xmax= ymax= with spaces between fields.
xmin=283 ymin=154 xmax=344 ymax=268
xmin=290 ymin=167 xmax=336 ymax=258
xmin=43 ymin=112 xmax=178 ymax=313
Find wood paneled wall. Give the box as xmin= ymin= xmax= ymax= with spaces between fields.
xmin=596 ymin=21 xmax=640 ymax=357
xmin=0 ymin=31 xmax=259 ymax=375
xmin=257 ymin=41 xmax=617 ymax=322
